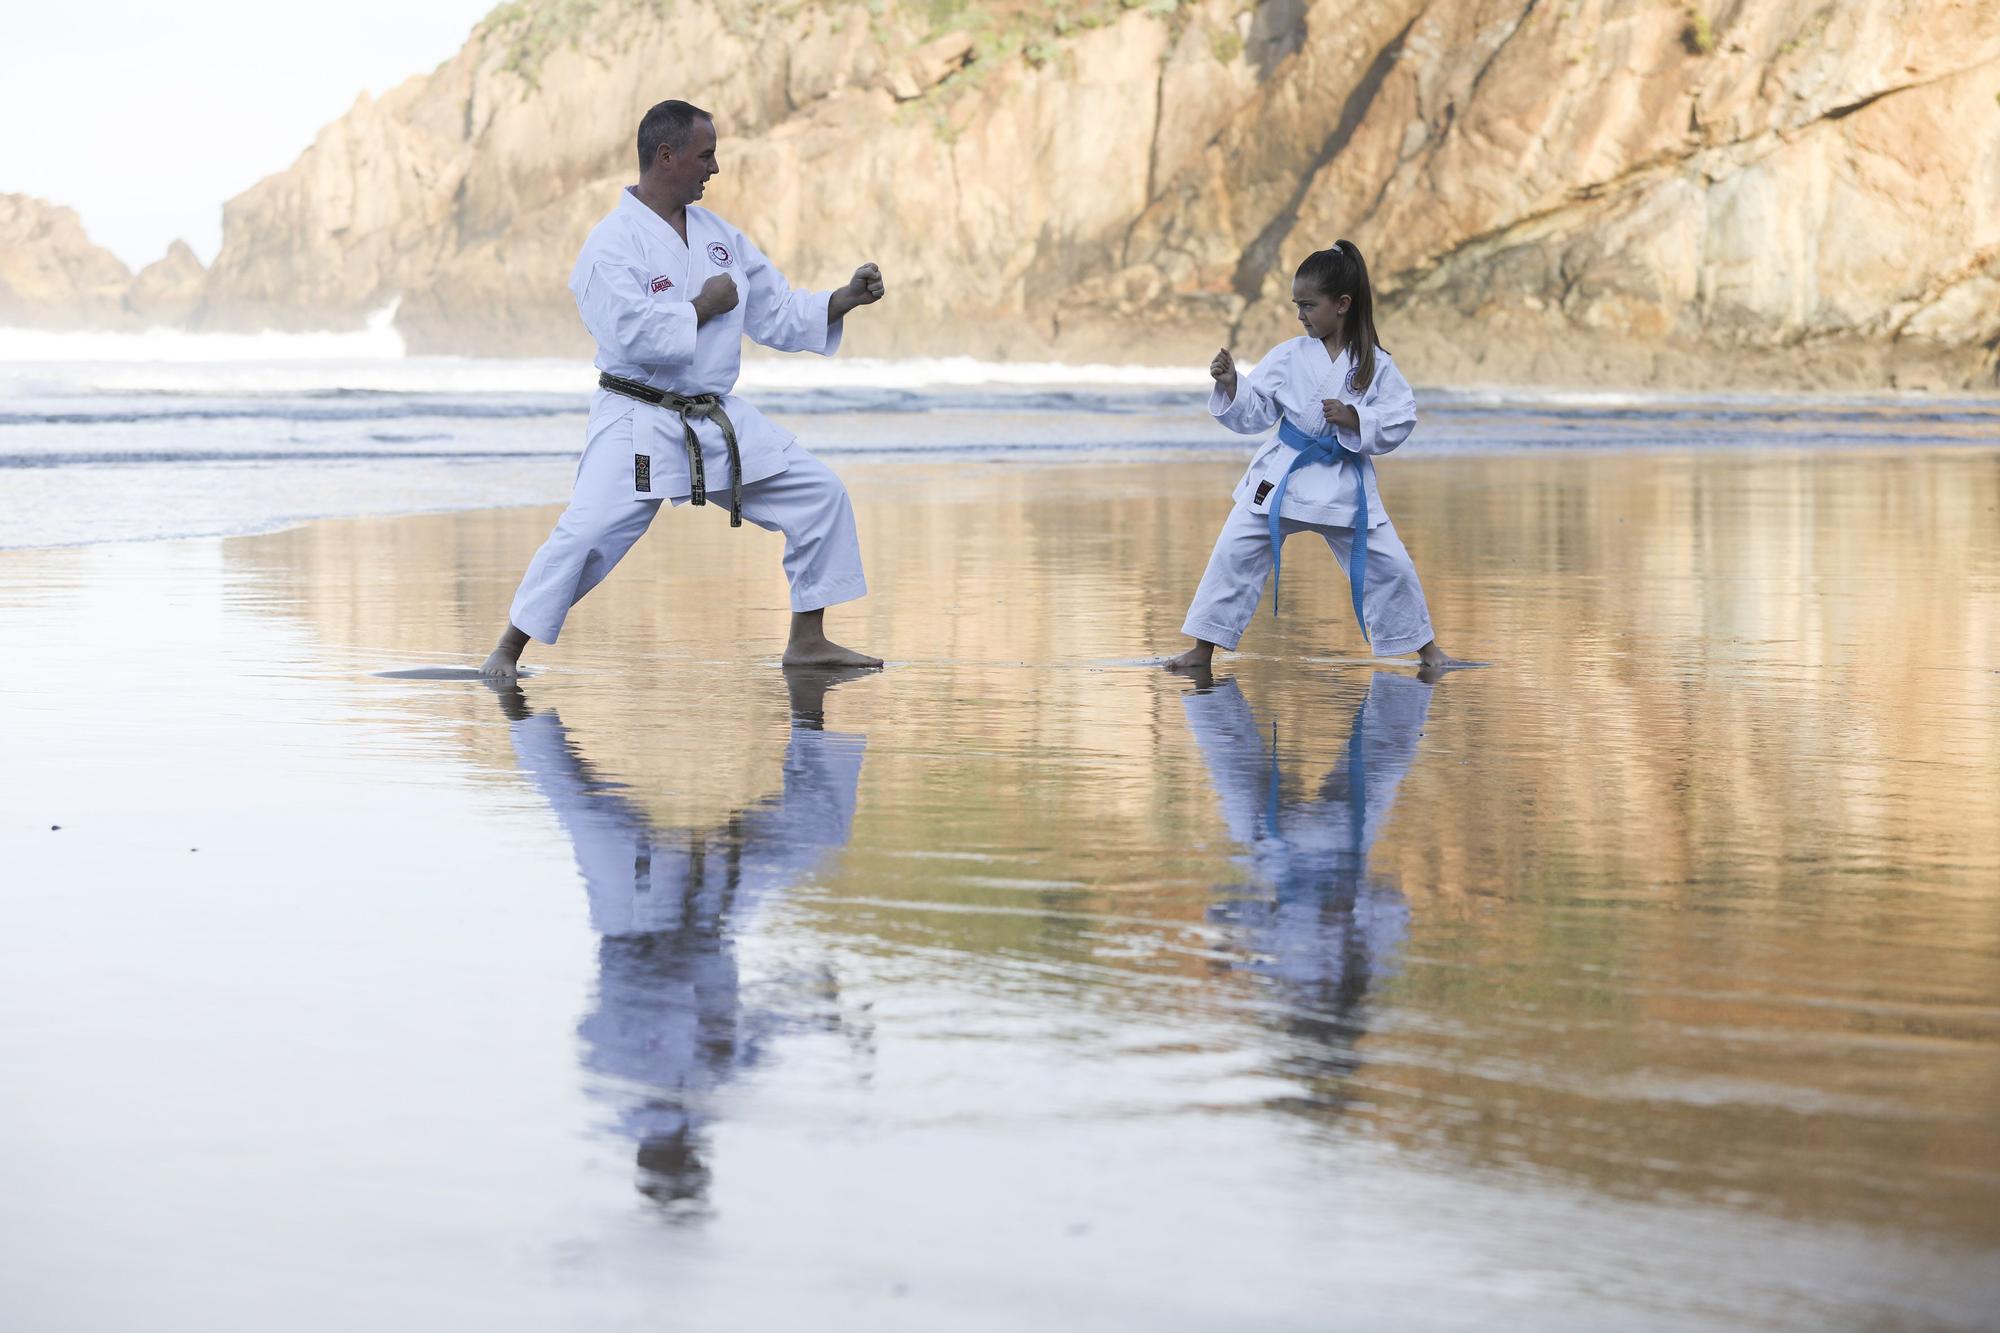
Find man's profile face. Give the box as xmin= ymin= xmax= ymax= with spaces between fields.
xmin=653 ymin=117 xmax=719 ymax=206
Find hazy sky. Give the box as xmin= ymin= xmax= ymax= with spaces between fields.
xmin=0 ymin=0 xmax=499 ymax=271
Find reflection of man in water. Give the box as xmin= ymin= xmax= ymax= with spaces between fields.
xmin=493 ymin=668 xmax=869 ymax=1211
xmin=1180 ymin=671 xmax=1434 ymax=1099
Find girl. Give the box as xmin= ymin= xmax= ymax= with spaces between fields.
xmin=1164 ymin=241 xmax=1465 ymax=676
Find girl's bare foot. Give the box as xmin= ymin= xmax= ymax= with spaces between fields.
xmin=481 ymin=679 xmax=532 ymax=721
xmin=1163 ymin=641 xmax=1217 ymax=672
xmin=1415 ymin=639 xmax=1481 ymax=682
xmin=480 ymin=625 xmax=530 ymax=679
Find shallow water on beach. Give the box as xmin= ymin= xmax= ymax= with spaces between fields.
xmin=3 ymin=449 xmax=1998 ymax=1330
xmin=6 ymin=348 xmax=1999 ymax=548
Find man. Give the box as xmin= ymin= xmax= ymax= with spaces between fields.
xmin=493 ymin=665 xmax=871 ymax=1206
xmin=481 ymin=99 xmax=885 ymax=678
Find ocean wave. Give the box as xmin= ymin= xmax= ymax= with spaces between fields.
xmin=0 ymin=399 xmax=583 ymax=427
xmin=7 ymin=391 xmax=1990 ymax=433
xmin=0 ymin=383 xmax=1208 ymax=427
xmin=0 ymin=438 xmax=1231 ymax=471
xmin=0 ymin=305 xmax=409 ymax=364
xmin=0 ymin=318 xmax=1211 ymax=397
xmin=0 ymin=448 xmax=577 ymax=468
xmin=1427 ymin=386 xmax=2000 ymax=415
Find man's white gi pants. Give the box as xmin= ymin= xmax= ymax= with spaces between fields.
xmin=1181 ymin=501 xmax=1434 ymax=655
xmin=509 ymin=441 xmax=867 ymax=645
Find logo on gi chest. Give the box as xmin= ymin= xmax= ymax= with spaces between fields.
xmin=706 ymin=242 xmax=733 ymax=266
xmin=649 ymin=274 xmax=673 ymax=293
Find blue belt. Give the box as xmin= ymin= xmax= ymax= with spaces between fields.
xmin=1269 ymin=418 xmax=1369 ymax=641
xmin=1263 ymin=705 xmax=1368 ymax=865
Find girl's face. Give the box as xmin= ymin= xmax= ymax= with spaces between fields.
xmin=1291 ymin=277 xmax=1352 ymax=342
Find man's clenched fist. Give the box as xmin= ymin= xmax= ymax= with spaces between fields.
xmin=693 ymin=273 xmax=738 ymax=323
xmin=847 ymin=262 xmax=886 ymax=305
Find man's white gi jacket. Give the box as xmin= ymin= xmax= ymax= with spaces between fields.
xmin=571 ymin=187 xmax=844 ymax=501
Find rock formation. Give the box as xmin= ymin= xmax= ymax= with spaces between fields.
xmin=0 ymin=194 xmax=212 ymax=330
xmin=0 ymin=194 xmax=135 ymax=329
xmin=126 ymin=240 xmax=207 ymax=326
xmin=30 ymin=2 xmax=2000 ymax=386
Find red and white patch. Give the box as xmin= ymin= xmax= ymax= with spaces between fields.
xmin=706 ymin=242 xmax=733 ymax=267
xmin=649 ymin=274 xmax=674 ymax=294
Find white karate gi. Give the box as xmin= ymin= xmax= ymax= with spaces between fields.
xmin=509 ymin=187 xmax=868 ymax=644
xmin=1182 ymin=338 xmax=1435 ymax=655
xmin=1183 ymin=673 xmax=1433 ymax=1017
xmin=508 ymin=704 xmax=864 ymax=1199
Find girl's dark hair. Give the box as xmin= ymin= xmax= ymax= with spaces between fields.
xmin=1296 ymin=240 xmax=1385 ymax=393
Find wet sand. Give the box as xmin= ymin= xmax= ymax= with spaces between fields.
xmin=3 ymin=450 xmax=1998 ymax=1330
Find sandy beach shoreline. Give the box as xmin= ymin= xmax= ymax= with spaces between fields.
xmin=4 ymin=451 xmax=1998 ymax=1330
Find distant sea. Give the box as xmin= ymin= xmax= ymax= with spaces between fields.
xmin=3 ymin=318 xmax=1995 ymax=549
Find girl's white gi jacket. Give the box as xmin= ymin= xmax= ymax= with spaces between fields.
xmin=572 ymin=187 xmax=844 ymax=500
xmin=1210 ymin=337 xmax=1418 ymax=529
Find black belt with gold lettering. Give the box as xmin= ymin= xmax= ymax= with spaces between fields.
xmin=598 ymin=372 xmax=744 ymax=526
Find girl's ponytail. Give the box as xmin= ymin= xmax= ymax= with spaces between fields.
xmin=1295 ymin=240 xmax=1386 ymax=393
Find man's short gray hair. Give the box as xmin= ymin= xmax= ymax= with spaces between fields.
xmin=637 ymin=99 xmax=712 ymax=171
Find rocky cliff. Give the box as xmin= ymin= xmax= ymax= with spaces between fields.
xmin=127 ymin=240 xmax=208 ymax=326
xmin=0 ymin=194 xmax=137 ymax=329
xmin=68 ymin=3 xmax=2000 ymax=384
xmin=0 ymin=195 xmax=208 ymax=330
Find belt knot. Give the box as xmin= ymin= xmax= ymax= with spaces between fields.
xmin=598 ymin=374 xmax=746 ymax=526
xmin=1268 ymin=417 xmax=1370 ymax=641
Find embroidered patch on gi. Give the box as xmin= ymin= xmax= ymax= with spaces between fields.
xmin=634 ymin=454 xmax=652 ymax=492
xmin=649 ymin=274 xmax=673 ymax=293
xmin=707 ymin=242 xmax=733 ymax=266
xmin=1254 ymin=480 xmax=1274 ymax=505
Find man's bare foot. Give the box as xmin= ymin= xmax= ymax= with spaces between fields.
xmin=481 ymin=624 xmax=530 ymax=679
xmin=782 ymin=661 xmax=877 ymax=726
xmin=783 ymin=609 xmax=883 ymax=669
xmin=1163 ymin=642 xmax=1217 ymax=673
xmin=782 ymin=641 xmax=884 ymax=668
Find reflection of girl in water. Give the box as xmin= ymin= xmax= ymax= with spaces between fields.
xmin=493 ymin=669 xmax=869 ymax=1211
xmin=1180 ymin=672 xmax=1434 ymax=1105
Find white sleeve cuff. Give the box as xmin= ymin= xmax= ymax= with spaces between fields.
xmin=820 ymin=292 xmax=844 ymax=357
xmin=1208 ymin=382 xmax=1240 ymax=420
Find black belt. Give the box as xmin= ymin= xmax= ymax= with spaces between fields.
xmin=598 ymin=372 xmax=744 ymax=526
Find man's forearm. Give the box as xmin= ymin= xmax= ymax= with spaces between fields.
xmin=827 ymin=287 xmax=859 ymax=324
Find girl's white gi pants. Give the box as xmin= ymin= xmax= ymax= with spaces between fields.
xmin=509 ymin=443 xmax=867 ymax=645
xmin=1181 ymin=501 xmax=1434 ymax=655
